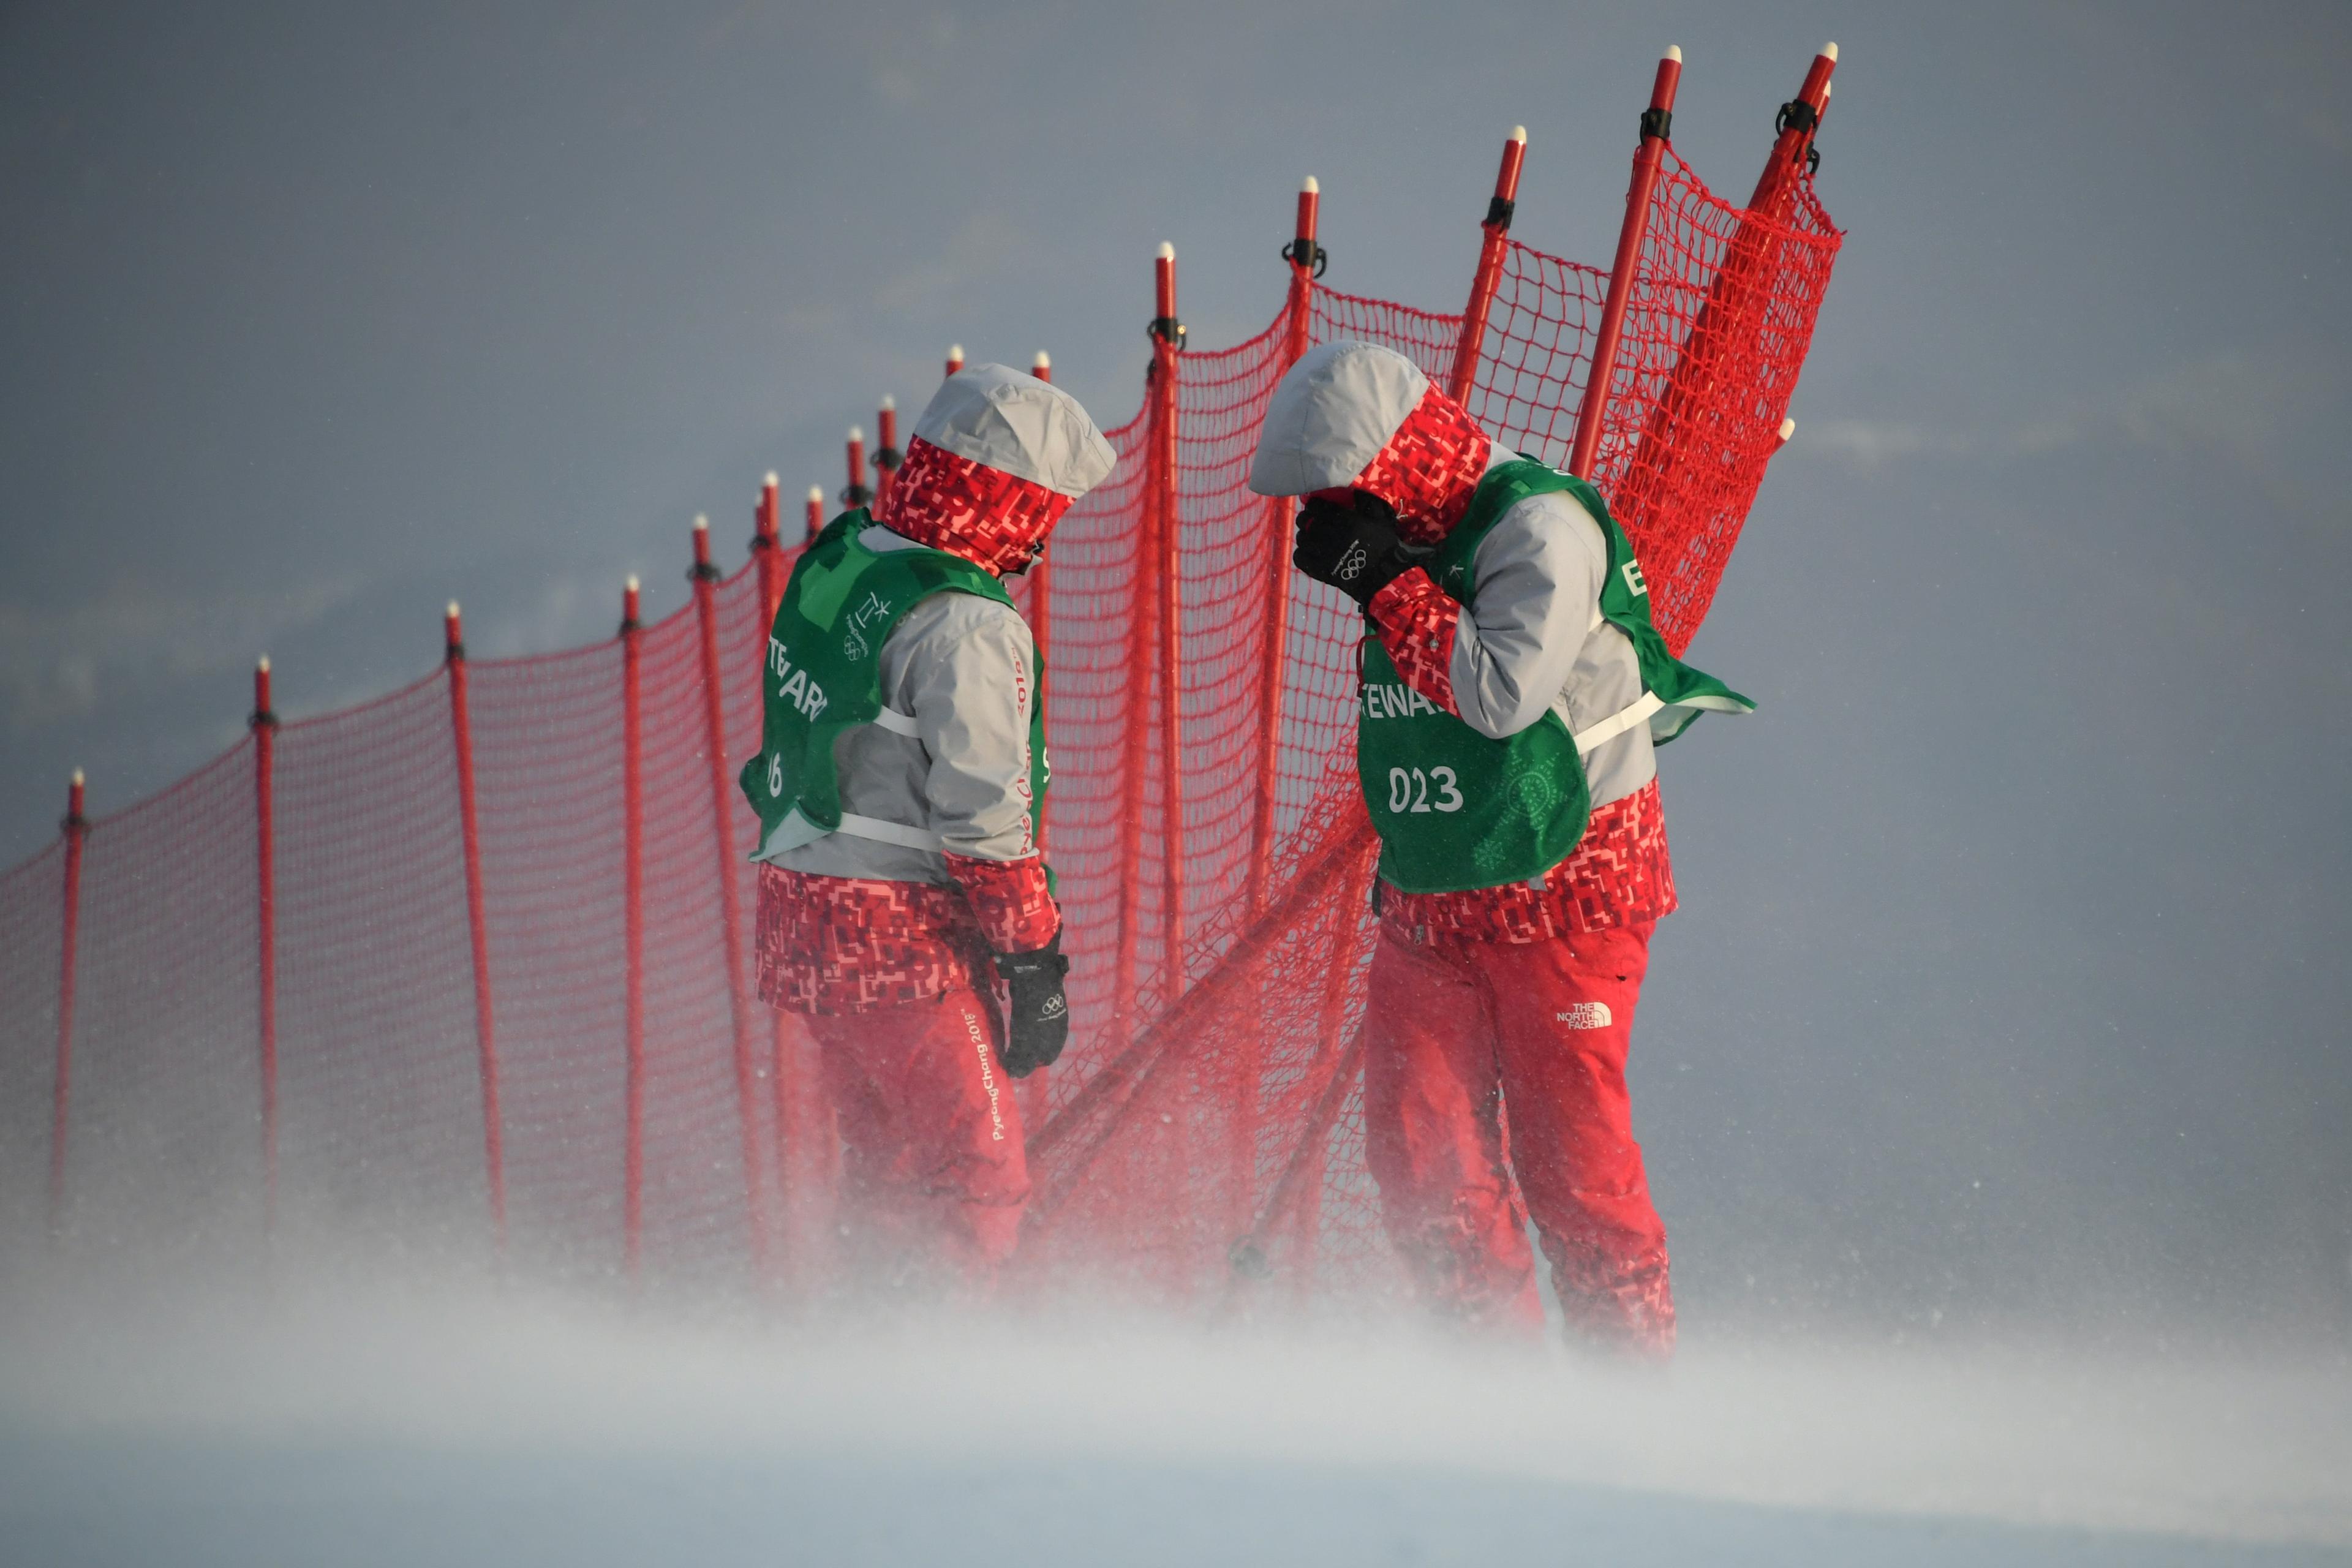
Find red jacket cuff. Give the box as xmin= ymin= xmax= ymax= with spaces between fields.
xmin=1366 ymin=568 xmax=1462 ymax=715
xmin=943 ymin=852 xmax=1061 ymax=952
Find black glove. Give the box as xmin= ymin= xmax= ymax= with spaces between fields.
xmin=992 ymin=930 xmax=1070 ymax=1079
xmin=1292 ymin=492 xmax=1414 ymax=606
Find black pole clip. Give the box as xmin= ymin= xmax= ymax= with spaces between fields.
xmin=1483 ymin=195 xmax=1516 ymax=231
xmin=1776 ymin=98 xmax=1819 ymax=137
xmin=1639 ymin=105 xmax=1673 ymax=142
xmin=249 ymin=706 xmax=279 ymax=732
xmin=837 ymin=481 xmax=875 ymax=509
xmin=873 ymin=445 xmax=903 ymax=473
xmin=1280 ymin=236 xmax=1329 ymax=278
xmin=1148 ymin=315 xmax=1187 ymax=351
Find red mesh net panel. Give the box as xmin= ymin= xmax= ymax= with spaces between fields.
xmin=0 ymin=843 xmax=63 ymax=1258
xmin=0 ymin=131 xmax=1841 ymax=1306
xmin=271 ymin=678 xmax=486 ymax=1250
xmin=1607 ymin=152 xmax=1845 ymax=652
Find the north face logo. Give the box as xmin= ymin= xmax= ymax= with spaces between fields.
xmin=1556 ymin=1002 xmax=1611 ymax=1029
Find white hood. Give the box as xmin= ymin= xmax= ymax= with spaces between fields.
xmin=914 ymin=363 xmax=1118 ymax=499
xmin=1246 ymin=341 xmax=1430 ymax=497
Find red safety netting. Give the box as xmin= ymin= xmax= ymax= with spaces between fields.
xmin=1 ymin=123 xmax=1841 ymax=1308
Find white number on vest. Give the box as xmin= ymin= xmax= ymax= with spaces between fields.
xmin=766 ymin=751 xmax=783 ymax=796
xmin=1387 ymin=766 xmax=1464 ymax=815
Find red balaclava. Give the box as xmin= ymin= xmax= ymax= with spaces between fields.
xmin=876 ymin=435 xmax=1075 ymax=577
xmin=1348 ymin=386 xmax=1494 ymax=546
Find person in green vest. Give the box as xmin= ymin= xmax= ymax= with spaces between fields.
xmin=1248 ymin=342 xmax=1751 ymax=1358
xmin=742 ymin=361 xmax=1115 ymax=1295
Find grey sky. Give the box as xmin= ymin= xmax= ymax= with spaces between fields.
xmin=2 ymin=0 xmax=2347 ymax=1335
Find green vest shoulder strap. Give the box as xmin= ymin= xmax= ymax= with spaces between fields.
xmin=736 ymin=511 xmax=1047 ymax=863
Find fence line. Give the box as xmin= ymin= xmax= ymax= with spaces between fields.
xmin=2 ymin=44 xmax=1845 ymax=1301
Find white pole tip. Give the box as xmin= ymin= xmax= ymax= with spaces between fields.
xmin=1032 ymin=350 xmax=1051 ymax=369
xmin=1779 ymin=417 xmax=1798 ymax=441
xmin=1509 ymin=125 xmax=1527 ymax=143
xmin=1822 ymin=41 xmax=1838 ymax=61
xmin=257 ymin=654 xmax=271 ymax=673
xmin=1156 ymin=241 xmax=1175 ymax=260
xmin=948 ymin=343 xmax=964 ymax=358
xmin=1664 ymin=45 xmax=1682 ymax=63
xmin=447 ymin=600 xmax=461 ymax=619
xmin=880 ymin=394 xmax=895 ymax=411
xmin=693 ymin=513 xmax=709 ymax=531
xmin=807 ymin=486 xmax=823 ymax=503
xmin=763 ymin=470 xmax=779 ymax=487
xmin=1302 ymin=175 xmax=1319 ymax=194
xmin=72 ymin=767 xmax=85 ymax=786
xmin=625 ymin=573 xmax=639 ymax=592
xmin=848 ymin=425 xmax=863 ymax=442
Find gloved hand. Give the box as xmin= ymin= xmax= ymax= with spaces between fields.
xmin=992 ymin=930 xmax=1070 ymax=1078
xmin=1292 ymin=491 xmax=1414 ymax=606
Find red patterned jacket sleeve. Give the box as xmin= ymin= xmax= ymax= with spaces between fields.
xmin=1366 ymin=568 xmax=1462 ymax=715
xmin=944 ymin=852 xmax=1061 ymax=952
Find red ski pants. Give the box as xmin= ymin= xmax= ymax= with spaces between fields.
xmin=1362 ymin=920 xmax=1675 ymax=1356
xmin=806 ymin=987 xmax=1028 ymax=1295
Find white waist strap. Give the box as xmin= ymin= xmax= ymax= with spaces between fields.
xmin=869 ymin=706 xmax=919 ymax=737
xmin=831 ymin=812 xmax=946 ymax=853
xmin=1570 ymin=690 xmax=1663 ymax=754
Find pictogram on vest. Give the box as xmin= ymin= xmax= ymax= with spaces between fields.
xmin=1357 ymin=459 xmax=1751 ymax=894
xmin=739 ymin=511 xmax=1050 ymax=864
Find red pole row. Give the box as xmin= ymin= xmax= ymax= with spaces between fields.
xmin=1569 ymin=47 xmax=1684 ymax=482
xmin=445 ymin=602 xmax=508 ymax=1249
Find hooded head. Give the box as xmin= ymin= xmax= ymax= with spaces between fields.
xmin=876 ymin=363 xmax=1118 ymax=575
xmin=1246 ymin=341 xmax=1494 ymax=545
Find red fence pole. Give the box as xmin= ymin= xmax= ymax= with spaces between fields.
xmin=1447 ymin=127 xmax=1528 ymax=406
xmin=690 ymin=516 xmax=774 ymax=1276
xmin=620 ymin=577 xmax=646 ymax=1279
xmin=251 ymin=657 xmax=279 ymax=1237
xmin=1150 ymin=243 xmax=1188 ymax=1003
xmin=944 ymin=343 xmax=965 ymax=380
xmin=842 ymin=428 xmax=872 ymax=511
xmin=445 ymin=603 xmax=507 ymax=1249
xmin=804 ymin=485 xmax=824 ymax=546
xmin=873 ymin=398 xmax=900 ymax=513
xmin=1026 ymin=350 xmax=1055 ymax=776
xmin=1246 ymin=176 xmax=1323 ymax=918
xmin=1568 ymin=47 xmax=1684 ymax=481
xmin=1750 ymin=43 xmax=1838 ymax=214
xmin=47 ymin=769 xmax=86 ymax=1240
xmin=1022 ymin=349 xmax=1060 ymax=1120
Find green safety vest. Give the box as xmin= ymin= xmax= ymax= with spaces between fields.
xmin=1357 ymin=459 xmax=1752 ymax=894
xmin=738 ymin=510 xmax=1050 ymax=865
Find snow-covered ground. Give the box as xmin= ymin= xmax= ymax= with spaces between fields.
xmin=2 ymin=1272 xmax=2346 ymax=1566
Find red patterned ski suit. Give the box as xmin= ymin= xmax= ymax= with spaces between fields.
xmin=1251 ymin=354 xmax=1684 ymax=1355
xmin=752 ymin=363 xmax=1112 ymax=1295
